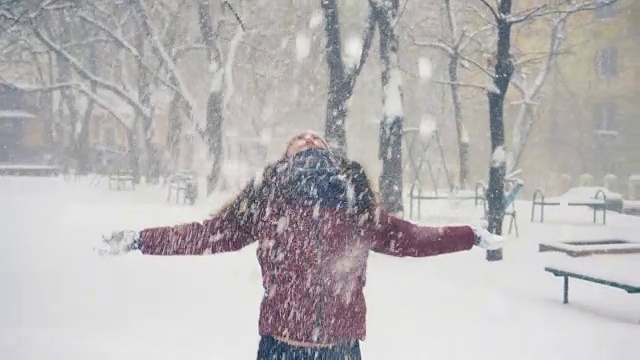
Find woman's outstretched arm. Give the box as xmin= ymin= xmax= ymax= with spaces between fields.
xmin=136 ymin=180 xmax=262 ymax=256
xmin=368 ymin=210 xmax=475 ymax=257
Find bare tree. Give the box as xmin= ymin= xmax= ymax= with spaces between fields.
xmin=320 ymin=0 xmax=375 ymax=156
xmin=196 ymin=0 xmax=246 ymax=194
xmin=474 ymin=0 xmax=618 ymax=261
xmin=508 ymin=0 xmax=620 ymax=172
xmin=413 ymin=0 xmax=492 ymax=190
xmin=370 ymin=0 xmax=405 ymax=213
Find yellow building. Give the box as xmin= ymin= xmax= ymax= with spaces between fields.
xmin=528 ymin=0 xmax=640 ymax=194
xmin=465 ymin=0 xmax=640 ymax=195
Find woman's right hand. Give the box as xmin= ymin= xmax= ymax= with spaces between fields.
xmin=96 ymin=230 xmax=141 ymax=256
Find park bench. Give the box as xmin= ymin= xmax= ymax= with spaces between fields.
xmin=167 ymin=171 xmax=198 ymax=205
xmin=108 ymin=170 xmax=135 ymax=190
xmin=545 ymin=266 xmax=640 ymax=304
xmin=544 ymin=254 xmax=640 ymax=323
xmin=408 ymin=181 xmax=486 ymax=220
xmin=530 ymin=188 xmax=609 ymax=225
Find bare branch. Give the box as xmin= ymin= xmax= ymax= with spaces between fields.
xmin=434 ymin=80 xmax=489 ymax=92
xmin=459 ymin=53 xmax=495 ymax=78
xmin=345 ymin=2 xmax=377 ymax=87
xmin=77 ymin=12 xmax=183 ymax=96
xmin=78 ymin=13 xmax=139 ymax=56
xmin=508 ymin=0 xmax=619 ymax=24
xmin=222 ymin=0 xmax=245 ymax=31
xmin=465 ymin=4 xmax=496 ymax=26
xmin=478 ymin=0 xmax=499 ymax=21
xmin=6 ymin=81 xmax=132 ymax=129
xmin=459 ymin=24 xmax=493 ymax=52
xmin=413 ymin=38 xmax=455 ymax=56
xmin=129 ymin=0 xmax=196 ymax=111
xmin=507 ymin=4 xmax=548 ymax=24
xmin=31 ymin=25 xmax=151 ymax=120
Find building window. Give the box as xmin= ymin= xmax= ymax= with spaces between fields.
xmin=593 ymin=101 xmax=617 ymax=132
xmin=595 ymin=47 xmax=618 ymax=78
xmin=103 ymin=127 xmax=115 ymax=148
xmin=595 ymin=0 xmax=617 ymax=19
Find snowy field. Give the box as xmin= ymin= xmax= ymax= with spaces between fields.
xmin=1 ymin=176 xmax=639 ymax=360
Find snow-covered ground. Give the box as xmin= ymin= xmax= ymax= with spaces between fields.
xmin=1 ymin=176 xmax=639 ymax=360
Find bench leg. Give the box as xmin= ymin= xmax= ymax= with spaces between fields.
xmin=563 ymin=276 xmax=569 ymax=304
xmin=409 ymin=195 xmax=413 ymax=219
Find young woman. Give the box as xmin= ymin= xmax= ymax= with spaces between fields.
xmin=101 ymin=131 xmax=501 ymax=360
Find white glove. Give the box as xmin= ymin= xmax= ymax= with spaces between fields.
xmin=472 ymin=228 xmax=505 ymax=250
xmin=97 ymin=230 xmax=141 ymax=256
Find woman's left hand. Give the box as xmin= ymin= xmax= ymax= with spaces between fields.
xmin=472 ymin=228 xmax=505 ymax=250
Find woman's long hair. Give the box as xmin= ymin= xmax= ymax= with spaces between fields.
xmin=212 ymin=154 xmax=382 ymax=231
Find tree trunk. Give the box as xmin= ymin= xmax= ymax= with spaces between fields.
xmin=486 ymin=0 xmax=515 ymax=260
xmin=448 ymin=57 xmax=469 ymax=189
xmin=443 ymin=0 xmax=469 ymax=190
xmin=135 ymin=26 xmax=154 ymax=182
xmin=198 ymin=0 xmax=225 ymax=195
xmin=373 ymin=0 xmax=404 ymax=214
xmin=76 ymin=31 xmax=98 ymax=175
xmin=321 ymin=0 xmax=348 ymax=157
xmin=53 ymin=15 xmax=80 ymax=172
xmin=204 ymin=92 xmax=224 ymax=194
xmin=166 ymin=94 xmax=183 ymax=169
xmin=320 ymin=0 xmax=376 ymax=157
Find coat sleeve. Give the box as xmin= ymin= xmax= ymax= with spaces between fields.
xmin=368 ymin=209 xmax=475 ymax=257
xmin=137 ymin=216 xmax=255 ymax=256
xmin=137 ymin=180 xmax=262 ymax=256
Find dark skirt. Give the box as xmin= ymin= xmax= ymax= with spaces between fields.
xmin=256 ymin=335 xmax=362 ymax=360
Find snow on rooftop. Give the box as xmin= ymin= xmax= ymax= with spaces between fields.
xmin=0 ymin=110 xmax=37 ymax=119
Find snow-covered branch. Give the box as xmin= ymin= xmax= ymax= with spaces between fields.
xmin=7 ymin=81 xmax=132 ymax=129
xmin=507 ymin=0 xmax=619 ymax=24
xmin=508 ymin=0 xmax=617 ymax=170
xmin=31 ymin=25 xmax=151 ymax=121
xmin=223 ymin=25 xmax=244 ymax=113
xmin=478 ymin=0 xmax=499 ymax=21
xmin=77 ymin=12 xmax=183 ymax=97
xmin=129 ymin=0 xmax=196 ymax=113
xmin=506 ymin=4 xmax=548 ymax=24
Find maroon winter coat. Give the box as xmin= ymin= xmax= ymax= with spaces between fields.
xmin=137 ymin=158 xmax=475 ymax=344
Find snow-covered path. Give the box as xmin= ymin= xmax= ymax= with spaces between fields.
xmin=0 ymin=177 xmax=638 ymax=359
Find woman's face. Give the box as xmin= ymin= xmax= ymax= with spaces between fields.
xmin=285 ymin=132 xmax=328 ymax=157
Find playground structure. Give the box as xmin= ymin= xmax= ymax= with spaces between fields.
xmin=402 ymin=126 xmax=523 ymax=235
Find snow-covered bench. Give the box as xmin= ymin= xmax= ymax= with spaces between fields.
xmin=408 ymin=181 xmax=486 ymax=219
xmin=108 ymin=170 xmax=135 ymax=191
xmin=539 ymin=239 xmax=640 ymax=257
xmin=530 ymin=187 xmax=616 ymax=225
xmin=544 ymin=255 xmax=640 ymax=312
xmin=167 ymin=171 xmax=198 ymax=205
